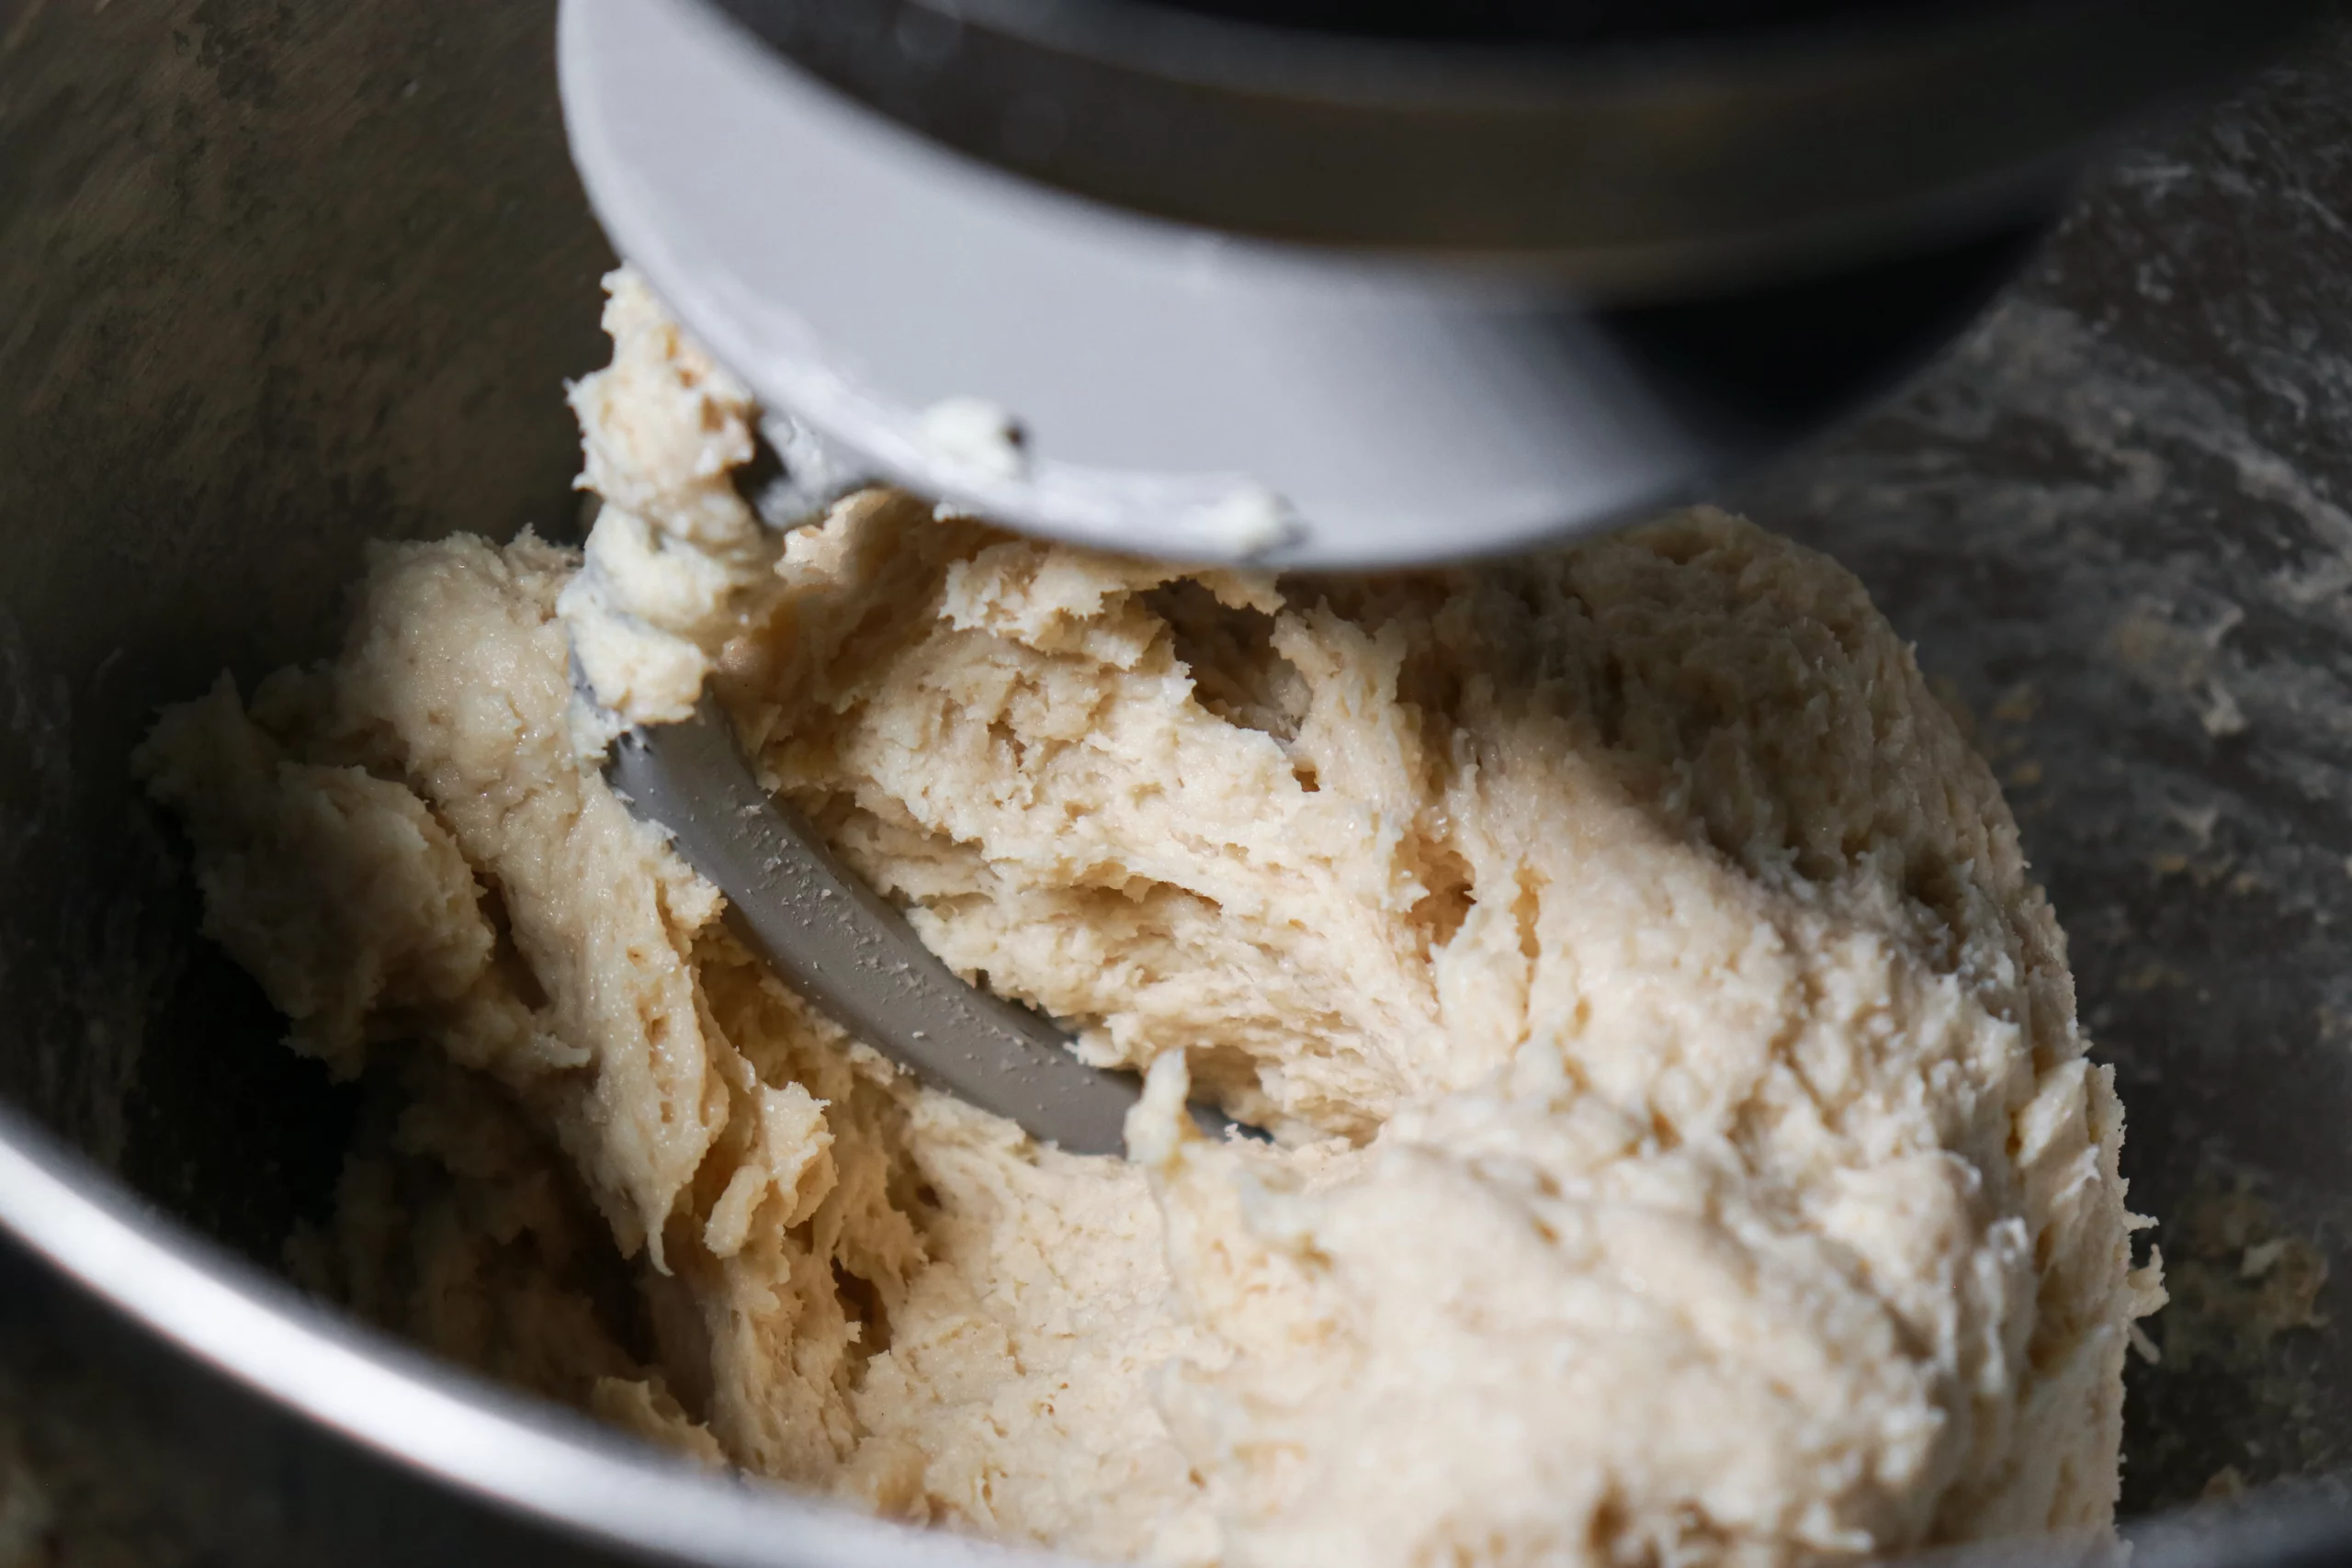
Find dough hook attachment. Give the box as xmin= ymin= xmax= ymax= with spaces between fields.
xmin=597 ymin=687 xmax=1254 ymax=1155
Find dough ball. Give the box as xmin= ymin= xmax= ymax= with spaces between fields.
xmin=138 ymin=271 xmax=2160 ymax=1568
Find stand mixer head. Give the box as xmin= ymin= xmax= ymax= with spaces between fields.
xmin=558 ymin=0 xmax=2324 ymax=568
xmin=557 ymin=0 xmax=2335 ymax=1144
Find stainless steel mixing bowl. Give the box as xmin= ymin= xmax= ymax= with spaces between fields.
xmin=2 ymin=2 xmax=2350 ymax=1562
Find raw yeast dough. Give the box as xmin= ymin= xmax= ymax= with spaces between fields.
xmin=137 ymin=272 xmax=2161 ymax=1567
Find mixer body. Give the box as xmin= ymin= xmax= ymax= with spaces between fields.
xmin=562 ymin=0 xmax=2324 ymax=565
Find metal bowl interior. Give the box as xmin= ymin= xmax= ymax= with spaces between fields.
xmin=1 ymin=0 xmax=2349 ymax=1562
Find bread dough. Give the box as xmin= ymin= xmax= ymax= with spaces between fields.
xmin=135 ymin=271 xmax=2163 ymax=1567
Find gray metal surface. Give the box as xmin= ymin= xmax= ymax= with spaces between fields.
xmin=4 ymin=0 xmax=2352 ymax=1562
xmin=606 ymin=698 xmax=1146 ymax=1155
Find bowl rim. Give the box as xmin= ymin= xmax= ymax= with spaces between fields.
xmin=0 ymin=1098 xmax=1039 ymax=1568
xmin=3 ymin=1091 xmax=2349 ymax=1566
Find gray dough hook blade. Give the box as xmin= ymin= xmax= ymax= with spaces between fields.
xmin=603 ymin=692 xmax=1252 ymax=1156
